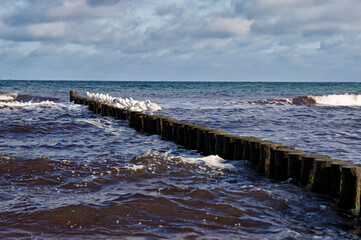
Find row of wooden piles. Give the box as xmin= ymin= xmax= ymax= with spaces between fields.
xmin=70 ymin=91 xmax=361 ymax=217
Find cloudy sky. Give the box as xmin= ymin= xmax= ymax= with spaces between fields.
xmin=0 ymin=0 xmax=360 ymax=81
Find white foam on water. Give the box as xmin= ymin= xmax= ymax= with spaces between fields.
xmin=0 ymin=100 xmax=82 ymax=109
xmin=181 ymin=155 xmax=234 ymax=170
xmin=311 ymin=94 xmax=361 ymax=106
xmin=0 ymin=101 xmax=84 ymax=116
xmin=77 ymin=118 xmax=104 ymax=128
xmin=124 ymin=164 xmax=145 ymax=171
xmin=0 ymin=92 xmax=18 ymax=101
xmin=139 ymin=150 xmax=234 ymax=171
xmin=0 ymin=100 xmax=57 ymax=108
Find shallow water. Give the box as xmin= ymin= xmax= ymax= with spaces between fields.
xmin=1 ymin=80 xmax=361 ymax=239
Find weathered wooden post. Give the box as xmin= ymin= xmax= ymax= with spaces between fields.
xmin=171 ymin=121 xmax=180 ymax=142
xmin=196 ymin=126 xmax=211 ymax=154
xmin=88 ymin=99 xmax=95 ymax=111
xmin=155 ymin=115 xmax=165 ymax=135
xmin=287 ymin=152 xmax=303 ymax=183
xmin=161 ymin=117 xmax=174 ymax=141
xmin=183 ymin=122 xmax=194 ymax=149
xmin=96 ymin=101 xmax=103 ymax=115
xmin=329 ymin=162 xmax=354 ymax=200
xmin=143 ymin=114 xmax=151 ymax=133
xmin=205 ymin=129 xmax=225 ymax=156
xmin=215 ymin=133 xmax=227 ymax=157
xmin=102 ymin=104 xmax=109 ymax=116
xmin=259 ymin=143 xmax=282 ymax=177
xmin=274 ymin=148 xmax=302 ymax=181
xmin=70 ymin=90 xmax=77 ymax=102
xmin=223 ymin=135 xmax=238 ymax=160
xmin=311 ymin=159 xmax=342 ymax=194
xmin=175 ymin=122 xmax=186 ymax=145
xmin=249 ymin=139 xmax=260 ymax=164
xmin=129 ymin=112 xmax=144 ymax=132
xmin=250 ymin=140 xmax=270 ymax=167
xmin=129 ymin=111 xmax=138 ymax=129
xmin=188 ymin=124 xmax=199 ymax=150
xmin=149 ymin=115 xmax=158 ymax=135
xmin=300 ymin=154 xmax=330 ymax=186
xmin=338 ymin=166 xmax=361 ymax=216
xmin=233 ymin=136 xmax=248 ymax=160
xmin=109 ymin=105 xmax=116 ymax=118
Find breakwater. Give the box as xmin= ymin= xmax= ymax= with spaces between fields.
xmin=70 ymin=90 xmax=361 ymax=218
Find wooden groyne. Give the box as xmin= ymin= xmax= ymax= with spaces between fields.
xmin=70 ymin=90 xmax=361 ymax=217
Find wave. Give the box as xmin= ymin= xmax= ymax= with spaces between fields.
xmin=312 ymin=94 xmax=361 ymax=106
xmin=0 ymin=100 xmax=57 ymax=108
xmin=0 ymin=100 xmax=81 ymax=110
xmin=131 ymin=150 xmax=234 ymax=173
xmin=254 ymin=94 xmax=361 ymax=106
xmin=181 ymin=155 xmax=234 ymax=170
xmin=0 ymin=92 xmax=18 ymax=101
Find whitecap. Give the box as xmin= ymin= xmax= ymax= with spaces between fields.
xmin=181 ymin=155 xmax=234 ymax=170
xmin=0 ymin=92 xmax=18 ymax=101
xmin=311 ymin=93 xmax=361 ymax=106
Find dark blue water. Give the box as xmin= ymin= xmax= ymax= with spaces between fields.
xmin=1 ymin=80 xmax=361 ymax=239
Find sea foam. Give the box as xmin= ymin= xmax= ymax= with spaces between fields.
xmin=256 ymin=93 xmax=361 ymax=106
xmin=312 ymin=94 xmax=361 ymax=106
xmin=0 ymin=93 xmax=18 ymax=101
xmin=181 ymin=155 xmax=235 ymax=170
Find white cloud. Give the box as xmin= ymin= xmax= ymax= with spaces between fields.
xmin=28 ymin=22 xmax=66 ymax=39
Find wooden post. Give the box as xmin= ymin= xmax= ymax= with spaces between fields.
xmin=161 ymin=117 xmax=174 ymax=141
xmin=243 ymin=137 xmax=257 ymax=161
xmin=287 ymin=152 xmax=303 ymax=183
xmin=274 ymin=148 xmax=302 ymax=181
xmin=233 ymin=136 xmax=248 ymax=160
xmin=143 ymin=114 xmax=151 ymax=133
xmin=215 ymin=133 xmax=227 ymax=157
xmin=250 ymin=139 xmax=269 ymax=167
xmin=196 ymin=126 xmax=211 ymax=154
xmin=259 ymin=143 xmax=282 ymax=177
xmin=300 ymin=154 xmax=330 ymax=186
xmin=176 ymin=122 xmax=186 ymax=145
xmin=205 ymin=129 xmax=225 ymax=156
xmin=155 ymin=115 xmax=165 ymax=135
xmin=223 ymin=135 xmax=238 ymax=160
xmin=70 ymin=90 xmax=77 ymax=102
xmin=329 ymin=162 xmax=354 ymax=200
xmin=311 ymin=159 xmax=342 ymax=194
xmin=188 ymin=124 xmax=199 ymax=150
xmin=338 ymin=166 xmax=361 ymax=216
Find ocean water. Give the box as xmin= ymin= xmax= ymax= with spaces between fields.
xmin=1 ymin=80 xmax=361 ymax=239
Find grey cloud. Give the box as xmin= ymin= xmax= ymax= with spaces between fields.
xmin=3 ymin=0 xmax=63 ymax=26
xmin=234 ymin=0 xmax=361 ymax=37
xmin=2 ymin=0 xmax=124 ymax=27
xmin=86 ymin=0 xmax=121 ymax=7
xmin=155 ymin=5 xmax=184 ymax=17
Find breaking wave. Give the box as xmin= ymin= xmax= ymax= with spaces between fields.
xmin=312 ymin=94 xmax=361 ymax=106
xmin=0 ymin=100 xmax=58 ymax=108
xmin=0 ymin=92 xmax=18 ymax=101
xmin=254 ymin=94 xmax=361 ymax=106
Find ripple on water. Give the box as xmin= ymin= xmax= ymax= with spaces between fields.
xmin=1 ymin=152 xmax=360 ymax=239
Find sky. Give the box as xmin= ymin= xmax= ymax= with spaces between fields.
xmin=0 ymin=0 xmax=361 ymax=81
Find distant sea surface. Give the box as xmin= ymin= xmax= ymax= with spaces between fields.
xmin=1 ymin=80 xmax=361 ymax=239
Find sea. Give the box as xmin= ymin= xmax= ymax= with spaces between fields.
xmin=1 ymin=80 xmax=361 ymax=239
